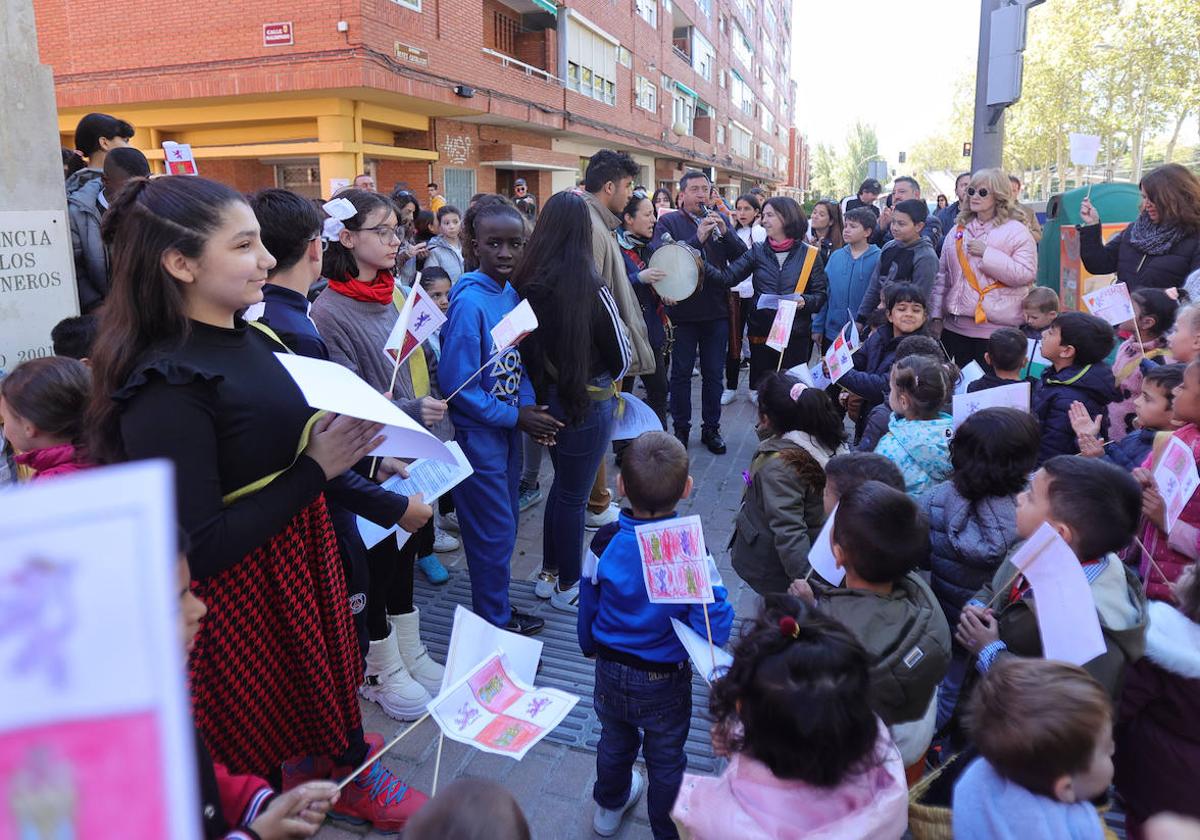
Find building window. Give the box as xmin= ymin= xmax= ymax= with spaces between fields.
xmin=672 ymin=92 xmax=696 ymax=135
xmin=635 ymin=76 xmax=658 ymax=112
xmin=695 ymin=0 xmax=711 ymax=16
xmin=730 ymin=70 xmax=753 ymax=114
xmin=764 ymin=1 xmax=778 ymax=33
xmin=276 ymin=163 xmax=322 ymax=199
xmin=730 ymin=123 xmax=751 ymax=159
xmin=733 ymin=0 xmax=753 ymax=30
xmin=762 ymin=73 xmax=776 ymax=103
xmin=443 ymin=167 xmax=475 ymax=210
xmin=618 ymin=45 xmax=632 ymax=67
xmin=390 ymin=0 xmax=420 ymax=10
xmin=758 ymin=142 xmax=775 ymax=170
xmin=567 ymin=14 xmax=618 ymax=105
xmin=717 ymin=124 xmax=725 ymax=145
xmin=760 ymin=101 xmax=775 ymax=134
xmin=732 ymin=21 xmax=753 ymax=67
xmin=635 ymin=0 xmax=656 ymax=27
xmin=692 ymin=30 xmax=714 ymax=80
xmin=762 ymin=37 xmax=777 ymax=70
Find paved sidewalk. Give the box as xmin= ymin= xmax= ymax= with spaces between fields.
xmin=316 ymin=377 xmax=763 ymax=839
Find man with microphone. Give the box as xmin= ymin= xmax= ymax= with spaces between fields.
xmin=650 ymin=170 xmax=747 ymax=454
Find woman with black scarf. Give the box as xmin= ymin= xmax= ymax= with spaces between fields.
xmin=1079 ymin=163 xmax=1200 ymax=293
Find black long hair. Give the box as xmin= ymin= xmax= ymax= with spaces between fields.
xmin=510 ymin=191 xmax=604 ymax=424
xmin=319 ymin=189 xmax=396 ymax=281
xmin=462 ymin=195 xmax=523 ymax=272
xmin=88 ymin=176 xmax=245 ymax=463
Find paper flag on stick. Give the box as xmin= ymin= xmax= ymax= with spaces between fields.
xmin=442 ymin=605 xmax=542 ymax=693
xmin=385 ymin=284 xmax=446 ymax=366
xmin=162 ymin=141 xmax=198 ymax=176
xmin=1082 ymin=282 xmax=1136 ymax=326
xmin=428 ymin=650 xmax=578 ymax=761
xmin=807 ymin=505 xmax=845 ymax=585
xmin=671 ymin=618 xmax=733 ymax=683
xmin=635 ymin=515 xmax=714 ymax=604
xmin=952 ymin=381 xmax=1031 ymax=428
xmin=823 ymin=322 xmax=856 ymax=384
xmin=765 ymin=299 xmax=798 ymax=352
xmin=490 ymin=299 xmax=538 ymax=353
xmin=1152 ymin=435 xmax=1200 ymax=533
xmin=611 ymin=392 xmax=664 ymax=441
xmin=1068 ymin=133 xmax=1102 ymax=168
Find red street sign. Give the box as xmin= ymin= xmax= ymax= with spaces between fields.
xmin=263 ymin=22 xmax=294 ymax=47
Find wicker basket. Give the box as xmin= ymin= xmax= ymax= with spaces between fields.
xmin=907 ymin=752 xmax=962 ymax=840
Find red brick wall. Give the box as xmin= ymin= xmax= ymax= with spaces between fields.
xmin=199 ymin=158 xmax=276 ymax=192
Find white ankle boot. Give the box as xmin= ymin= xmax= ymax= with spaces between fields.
xmin=360 ymin=625 xmax=431 ymax=721
xmin=389 ymin=607 xmax=445 ymax=696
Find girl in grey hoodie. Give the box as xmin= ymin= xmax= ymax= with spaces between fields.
xmin=918 ymin=407 xmax=1040 ymax=728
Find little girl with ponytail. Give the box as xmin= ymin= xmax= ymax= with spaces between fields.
xmin=731 ymin=372 xmax=848 ymax=594
xmin=876 ymin=354 xmax=958 ymax=495
xmin=1 ymin=357 xmax=92 ymax=480
xmin=672 ymin=595 xmax=908 ymax=839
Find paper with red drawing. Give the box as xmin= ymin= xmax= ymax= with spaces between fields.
xmin=428 ymin=650 xmax=577 ymax=760
xmin=635 ymin=515 xmax=715 ymax=604
xmin=1153 ymin=435 xmax=1200 ymax=533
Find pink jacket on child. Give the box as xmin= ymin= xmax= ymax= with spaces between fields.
xmin=931 ymin=217 xmax=1037 ymax=340
xmin=671 ymin=722 xmax=908 ymax=840
xmin=1136 ymin=424 xmax=1200 ymax=602
xmin=14 ymin=443 xmax=92 ymax=481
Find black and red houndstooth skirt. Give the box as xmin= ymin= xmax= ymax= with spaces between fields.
xmin=189 ymin=496 xmax=363 ymax=777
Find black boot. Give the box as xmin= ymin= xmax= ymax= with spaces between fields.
xmin=701 ymin=428 xmax=727 ymax=454
xmin=674 ymin=427 xmax=689 ymax=448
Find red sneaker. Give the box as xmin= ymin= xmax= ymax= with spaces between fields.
xmin=280 ymin=732 xmax=385 ymax=789
xmin=328 ymin=758 xmax=428 ymax=833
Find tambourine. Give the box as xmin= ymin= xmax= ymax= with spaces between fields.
xmin=647 ymin=242 xmax=702 ymax=302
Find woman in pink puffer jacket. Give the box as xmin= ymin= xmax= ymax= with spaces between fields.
xmin=930 ymin=168 xmax=1038 ymax=368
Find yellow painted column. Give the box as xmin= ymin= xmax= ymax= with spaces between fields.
xmin=317 ymin=110 xmax=361 ymax=197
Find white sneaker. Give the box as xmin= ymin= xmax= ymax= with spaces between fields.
xmin=432 ymin=527 xmax=459 ymax=552
xmin=534 ymin=570 xmax=558 ymax=599
xmin=438 ymin=511 xmax=460 ymax=533
xmin=593 ymin=770 xmax=645 ymax=836
xmin=748 ymin=391 xmax=758 ymax=406
xmin=550 ymin=581 xmax=580 ymax=612
xmin=720 ymin=388 xmax=737 ymax=405
xmin=585 ymin=503 xmax=619 ymax=530
xmin=360 ymin=627 xmax=431 ymax=721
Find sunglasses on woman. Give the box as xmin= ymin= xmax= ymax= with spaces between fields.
xmin=967 ymin=187 xmax=990 ymax=198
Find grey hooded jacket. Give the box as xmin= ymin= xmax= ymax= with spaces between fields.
xmin=67 ymin=176 xmax=109 ymax=312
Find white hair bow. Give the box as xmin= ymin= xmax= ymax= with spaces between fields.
xmin=322 ymin=197 xmax=357 ymax=241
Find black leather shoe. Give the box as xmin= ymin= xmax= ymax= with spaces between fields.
xmin=701 ymin=429 xmax=727 ymax=454
xmin=674 ymin=428 xmax=690 ymax=449
xmin=506 ymin=609 xmax=545 ymax=636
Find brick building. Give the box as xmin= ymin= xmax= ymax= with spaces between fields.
xmin=36 ymin=0 xmax=794 ymax=206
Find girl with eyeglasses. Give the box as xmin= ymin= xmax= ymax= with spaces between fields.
xmin=929 ymin=168 xmax=1038 ymax=369
xmin=309 ymin=188 xmax=450 ymax=722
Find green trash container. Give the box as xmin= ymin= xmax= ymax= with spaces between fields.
xmin=1036 ymin=182 xmax=1142 ymax=295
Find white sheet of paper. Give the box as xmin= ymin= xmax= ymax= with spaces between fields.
xmin=611 ymin=392 xmax=665 ymax=441
xmin=952 ymin=381 xmax=1031 ymax=428
xmin=809 ymin=363 xmax=832 ymax=390
xmin=428 ymin=650 xmax=578 ymax=761
xmin=1069 ymin=132 xmax=1102 ymax=167
xmin=1017 ymin=523 xmax=1107 ymax=667
xmin=786 ymin=362 xmax=814 ymax=387
xmin=955 ymin=360 xmax=985 ymax=395
xmin=0 ymin=462 xmax=199 ymax=838
xmin=766 ymin=299 xmax=799 ymax=352
xmin=274 ymin=353 xmax=454 ymax=462
xmin=670 ymin=618 xmax=733 ymax=683
xmin=356 ymin=442 xmax=473 ymax=547
xmin=1082 ymin=282 xmax=1136 ymax=326
xmin=635 ymin=516 xmax=715 ymax=604
xmin=1153 ymin=435 xmax=1200 ymax=532
xmin=490 ymin=298 xmax=538 ymax=352
xmin=441 ymin=605 xmax=543 ymax=693
xmin=733 ymin=278 xmax=754 ymax=299
xmin=807 ymin=505 xmax=845 ymax=586
xmin=756 ymin=292 xmax=802 ymax=310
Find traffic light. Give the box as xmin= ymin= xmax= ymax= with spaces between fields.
xmin=963 ymin=142 xmax=972 ymax=157
xmin=898 ymin=151 xmax=906 ymax=164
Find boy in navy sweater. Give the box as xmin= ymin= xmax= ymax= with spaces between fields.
xmin=578 ymin=431 xmax=734 ymax=839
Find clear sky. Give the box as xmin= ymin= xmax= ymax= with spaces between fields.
xmin=790 ymin=0 xmax=981 ymax=160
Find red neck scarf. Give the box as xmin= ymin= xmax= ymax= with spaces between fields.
xmin=329 ymin=269 xmax=395 ymax=305
xmin=767 ymin=237 xmax=795 ymax=253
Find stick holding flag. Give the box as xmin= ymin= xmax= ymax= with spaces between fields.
xmin=766 ymin=299 xmax=799 ymax=371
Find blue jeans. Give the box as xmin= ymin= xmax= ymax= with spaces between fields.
xmin=543 ymin=379 xmax=616 ymax=588
xmin=593 ymin=658 xmax=692 ymax=839
xmin=669 ymin=318 xmax=728 ymax=435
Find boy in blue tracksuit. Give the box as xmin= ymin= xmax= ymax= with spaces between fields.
xmin=437 ymin=204 xmax=561 ymax=634
xmin=578 ymin=431 xmax=734 ymax=839
xmin=813 ymin=206 xmax=881 ymax=347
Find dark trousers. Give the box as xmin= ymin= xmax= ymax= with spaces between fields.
xmin=542 ymin=380 xmax=616 ymax=588
xmin=366 ymin=535 xmax=416 ymax=639
xmin=669 ymin=318 xmax=728 ymax=435
xmin=725 ymin=296 xmax=747 ymax=390
xmin=748 ymin=332 xmax=813 ymax=392
xmin=941 ymin=327 xmax=990 ymax=370
xmin=593 ymin=658 xmax=692 ymax=839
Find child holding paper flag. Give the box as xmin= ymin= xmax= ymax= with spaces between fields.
xmin=577 ymin=431 xmax=733 ymax=839
xmin=955 ymin=456 xmax=1147 ymax=707
xmin=1131 ymin=359 xmax=1200 ymax=602
xmin=437 ymin=201 xmax=562 ymax=635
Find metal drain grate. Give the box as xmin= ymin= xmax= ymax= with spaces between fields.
xmin=413 ymin=571 xmax=725 ymax=774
